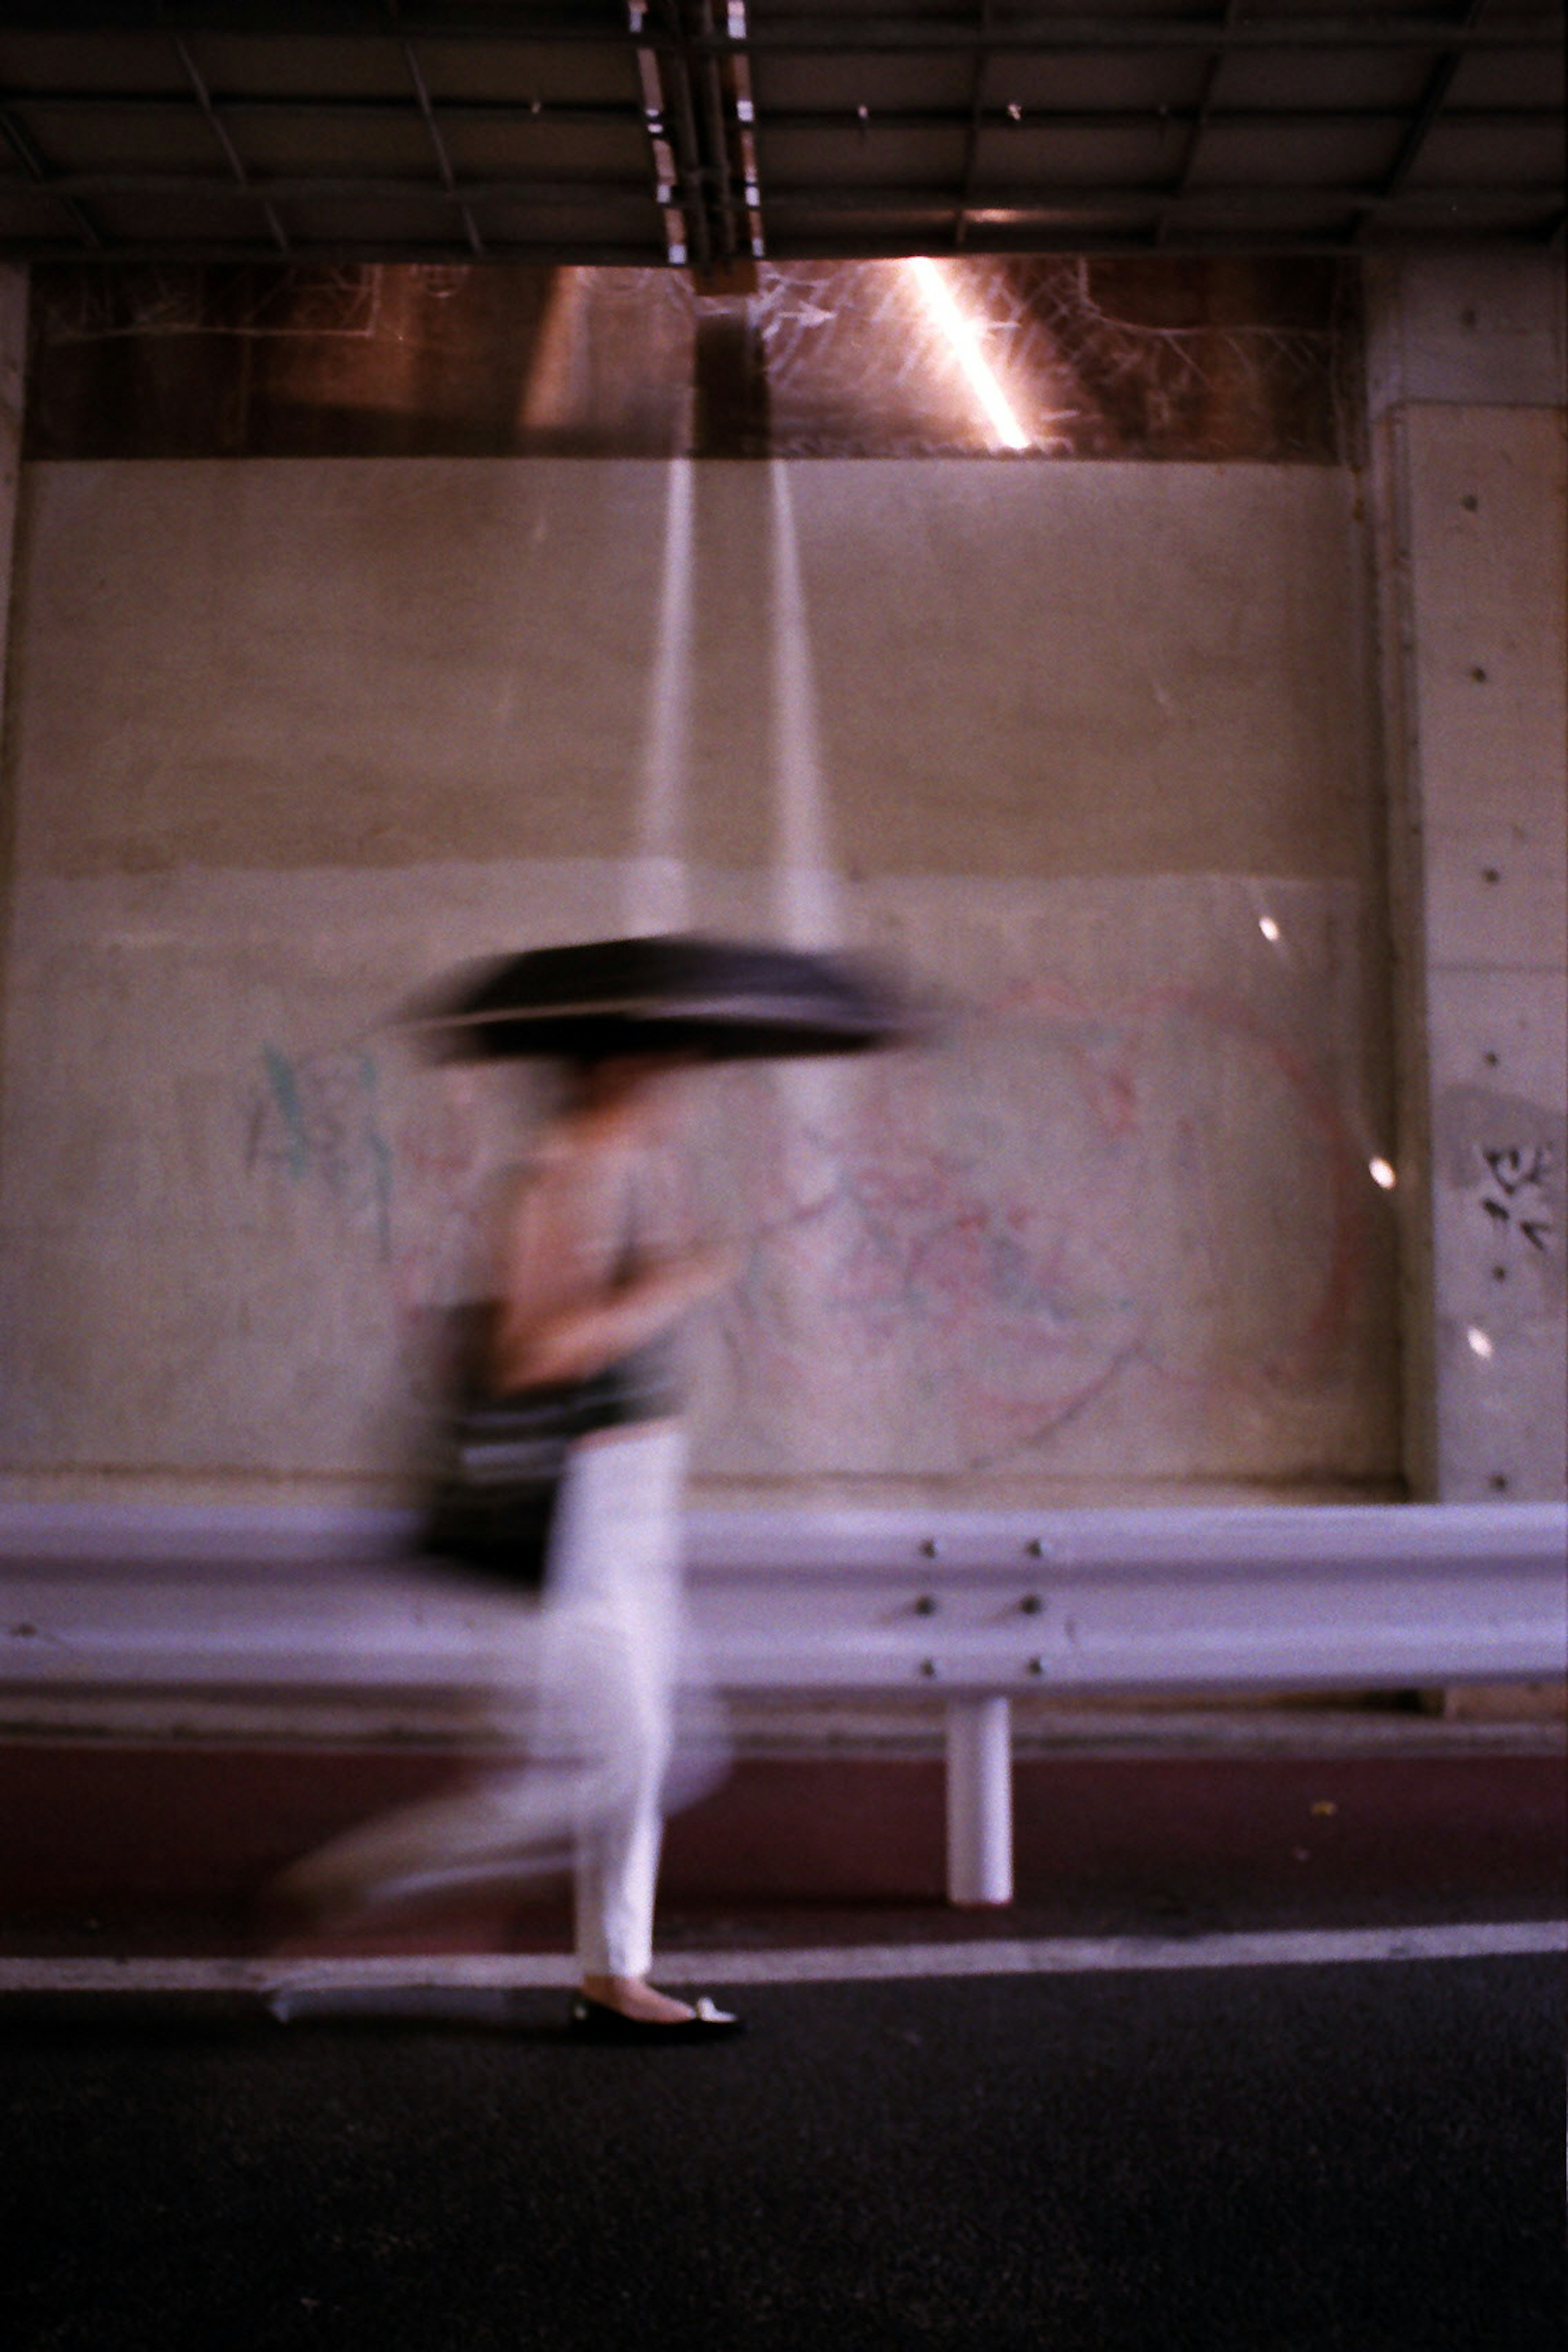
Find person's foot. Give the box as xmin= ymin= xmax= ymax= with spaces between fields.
xmin=579 ymin=1973 xmax=697 ymax=2024
xmin=571 ymin=1975 xmax=744 ymax=2039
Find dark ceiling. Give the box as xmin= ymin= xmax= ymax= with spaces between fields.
xmin=0 ymin=4 xmax=1562 ymax=271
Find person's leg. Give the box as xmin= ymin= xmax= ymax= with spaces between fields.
xmin=273 ymin=1422 xmax=721 ymax=2026
xmin=552 ymin=1423 xmax=697 ymax=2020
xmin=575 ymin=1780 xmax=666 ymax=1980
xmin=267 ymin=1590 xmax=572 ymax=1924
xmin=573 ymin=1649 xmax=680 ymax=2014
xmin=271 ymin=1464 xmax=601 ymax=1923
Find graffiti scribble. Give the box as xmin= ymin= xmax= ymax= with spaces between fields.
xmin=247 ymin=1046 xmax=394 ymax=1260
xmin=1479 ymin=1144 xmax=1556 ymax=1254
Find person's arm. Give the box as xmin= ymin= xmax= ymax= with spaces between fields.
xmin=488 ymin=1142 xmax=733 ymax=1392
xmin=495 ymin=1245 xmax=734 ymax=1390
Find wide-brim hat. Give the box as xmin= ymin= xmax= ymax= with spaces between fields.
xmin=401 ymin=933 xmax=918 ymax=1062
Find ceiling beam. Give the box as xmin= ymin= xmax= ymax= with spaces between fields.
xmin=399 ymin=34 xmax=485 ymax=256
xmin=695 ymin=11 xmax=1562 ymax=53
xmin=4 ymin=223 xmax=1557 ymax=267
xmin=759 ymin=180 xmax=1564 ymax=220
xmin=1375 ymin=0 xmax=1486 ymax=199
xmin=3 ymin=87 xmax=1560 ymax=130
xmin=0 ymin=100 xmax=102 ymax=247
xmin=0 ymin=7 xmax=1557 ymax=50
xmin=761 ymin=220 xmax=1565 ymax=258
xmin=1 ymin=93 xmax=1558 ymax=139
xmin=171 ymin=30 xmax=290 ymax=253
xmin=11 ymin=173 xmax=1557 ymax=217
xmin=953 ymin=0 xmax=991 ymax=249
xmin=1159 ymin=0 xmax=1240 ymax=245
xmin=18 ymin=173 xmax=654 ymax=205
xmin=0 ymin=236 xmax=667 ymax=265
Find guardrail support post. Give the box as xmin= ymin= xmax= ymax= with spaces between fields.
xmin=945 ymin=1694 xmax=1013 ymax=1905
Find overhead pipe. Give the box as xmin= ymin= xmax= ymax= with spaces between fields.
xmin=654 ymin=0 xmax=713 ymax=276
xmin=695 ymin=0 xmax=742 ymax=267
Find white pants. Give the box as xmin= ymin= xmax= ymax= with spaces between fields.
xmin=547 ymin=1422 xmax=687 ymax=1977
xmin=286 ymin=1424 xmax=693 ymax=1980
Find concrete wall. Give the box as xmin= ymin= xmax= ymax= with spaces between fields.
xmin=1366 ymin=254 xmax=1567 ymax=1503
xmin=0 ymin=447 xmax=1401 ymax=1511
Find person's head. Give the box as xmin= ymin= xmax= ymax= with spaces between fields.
xmin=557 ymin=1044 xmax=707 ymax=1123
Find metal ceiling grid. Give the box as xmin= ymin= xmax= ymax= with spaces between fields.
xmin=0 ymin=5 xmax=1561 ymax=266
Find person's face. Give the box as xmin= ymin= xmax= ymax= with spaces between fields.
xmin=589 ymin=1051 xmax=704 ymax=1128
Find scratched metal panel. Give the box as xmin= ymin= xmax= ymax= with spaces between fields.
xmin=22 ymin=255 xmax=1354 ymax=463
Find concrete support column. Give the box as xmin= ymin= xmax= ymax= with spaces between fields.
xmin=0 ymin=267 xmax=24 ymax=610
xmin=1366 ymin=257 xmax=1567 ymax=1505
xmin=945 ymin=1694 xmax=1013 ymax=1906
xmin=0 ymin=263 xmax=28 ymax=1163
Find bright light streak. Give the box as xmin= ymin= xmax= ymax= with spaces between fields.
xmin=906 ymin=256 xmax=1031 ymax=450
xmin=1368 ymin=1157 xmax=1397 ymax=1191
xmin=1258 ymin=915 xmax=1281 ymax=942
xmin=1466 ymin=1325 xmax=1495 ymax=1361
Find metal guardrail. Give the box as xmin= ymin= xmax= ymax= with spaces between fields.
xmin=2 ymin=1500 xmax=1563 ymax=1904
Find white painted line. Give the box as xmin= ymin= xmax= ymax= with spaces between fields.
xmin=0 ymin=1919 xmax=1562 ymax=2002
xmin=677 ymin=1920 xmax=1568 ymax=1983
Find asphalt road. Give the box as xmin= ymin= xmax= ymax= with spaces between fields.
xmin=3 ymin=1950 xmax=1561 ymax=2352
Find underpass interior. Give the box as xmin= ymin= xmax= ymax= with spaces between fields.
xmin=0 ymin=9 xmax=1563 ymax=2349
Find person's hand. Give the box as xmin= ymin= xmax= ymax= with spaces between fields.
xmin=669 ymin=1241 xmax=742 ymax=1302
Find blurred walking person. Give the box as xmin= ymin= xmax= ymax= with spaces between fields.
xmin=273 ymin=935 xmax=911 ymax=2038
xmin=276 ymin=1047 xmax=740 ymax=2036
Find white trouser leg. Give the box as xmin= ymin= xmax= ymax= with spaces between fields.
xmin=551 ymin=1425 xmax=686 ymax=1979
xmin=278 ymin=1425 xmax=688 ymax=1938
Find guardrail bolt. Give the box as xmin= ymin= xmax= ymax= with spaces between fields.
xmin=1019 ymin=1593 xmax=1043 ymax=1615
xmin=913 ymin=1593 xmax=938 ymax=1615
xmin=918 ymin=1658 xmax=938 ymax=1678
xmin=919 ymin=1537 xmax=942 ymax=1559
xmin=1026 ymin=1656 xmax=1046 ymax=1676
xmin=1025 ymin=1537 xmax=1048 ymax=1559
